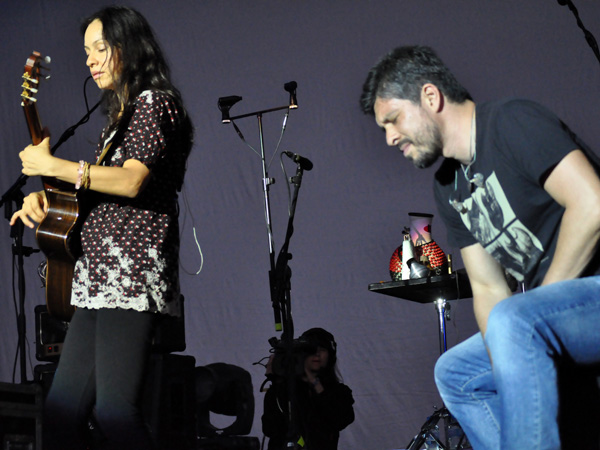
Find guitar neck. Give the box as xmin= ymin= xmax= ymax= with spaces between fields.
xmin=23 ymin=102 xmax=43 ymax=146
xmin=22 ymin=92 xmax=57 ymax=189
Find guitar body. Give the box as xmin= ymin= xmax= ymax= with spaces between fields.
xmin=35 ymin=187 xmax=83 ymax=321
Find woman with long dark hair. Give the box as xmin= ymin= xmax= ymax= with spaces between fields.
xmin=262 ymin=328 xmax=355 ymax=450
xmin=11 ymin=6 xmax=193 ymax=449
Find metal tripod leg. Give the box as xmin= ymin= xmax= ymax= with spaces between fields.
xmin=406 ymin=407 xmax=447 ymax=450
xmin=405 ymin=298 xmax=470 ymax=450
xmin=406 ymin=405 xmax=469 ymax=450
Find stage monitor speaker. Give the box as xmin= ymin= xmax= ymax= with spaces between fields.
xmin=0 ymin=381 xmax=43 ymax=450
xmin=33 ymin=363 xmax=58 ymax=399
xmin=34 ymin=305 xmax=68 ymax=362
xmin=151 ymin=295 xmax=187 ymax=353
xmin=143 ymin=353 xmax=196 ymax=449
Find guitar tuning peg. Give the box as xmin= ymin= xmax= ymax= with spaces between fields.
xmin=40 ymin=66 xmax=51 ymax=80
xmin=39 ymin=55 xmax=51 ymax=79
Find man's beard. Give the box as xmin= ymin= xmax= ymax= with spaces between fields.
xmin=407 ymin=120 xmax=443 ymax=169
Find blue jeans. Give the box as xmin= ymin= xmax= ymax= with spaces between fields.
xmin=434 ymin=276 xmax=600 ymax=450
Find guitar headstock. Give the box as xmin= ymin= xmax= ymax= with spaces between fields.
xmin=21 ymin=51 xmax=51 ymax=145
xmin=21 ymin=51 xmax=51 ymax=107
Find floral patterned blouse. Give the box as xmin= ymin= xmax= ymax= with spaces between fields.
xmin=71 ymin=90 xmax=190 ymax=317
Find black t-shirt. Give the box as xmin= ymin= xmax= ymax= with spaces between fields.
xmin=434 ymin=98 xmax=600 ymax=288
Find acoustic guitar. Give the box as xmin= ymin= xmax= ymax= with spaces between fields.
xmin=21 ymin=51 xmax=78 ymax=321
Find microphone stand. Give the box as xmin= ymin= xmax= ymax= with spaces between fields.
xmin=221 ymin=91 xmax=308 ymax=448
xmin=272 ymin=164 xmax=306 ymax=449
xmin=0 ymin=97 xmax=101 ymax=383
xmin=2 ymin=188 xmax=39 ymax=384
xmin=226 ymin=102 xmax=296 ymax=332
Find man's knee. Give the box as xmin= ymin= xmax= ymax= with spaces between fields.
xmin=434 ymin=350 xmax=453 ymax=388
xmin=486 ymin=298 xmax=529 ymax=342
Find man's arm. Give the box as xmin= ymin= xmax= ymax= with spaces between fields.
xmin=461 ymin=242 xmax=513 ymax=335
xmin=462 ymin=150 xmax=600 ymax=334
xmin=541 ymin=149 xmax=600 ymax=285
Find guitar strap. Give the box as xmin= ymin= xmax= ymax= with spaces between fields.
xmin=96 ymin=141 xmax=112 ymax=166
xmin=95 ymin=111 xmax=132 ymax=166
xmin=95 ymin=142 xmax=112 ymax=166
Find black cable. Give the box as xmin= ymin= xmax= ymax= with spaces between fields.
xmin=50 ymin=76 xmax=102 ymax=155
xmin=558 ymin=0 xmax=600 ymax=66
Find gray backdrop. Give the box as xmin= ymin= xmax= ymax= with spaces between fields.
xmin=1 ymin=1 xmax=599 ymax=448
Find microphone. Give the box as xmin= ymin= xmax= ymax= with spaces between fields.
xmin=218 ymin=95 xmax=243 ymax=123
xmin=284 ymin=81 xmax=297 ymax=92
xmin=284 ymin=81 xmax=298 ymax=109
xmin=284 ymin=151 xmax=313 ymax=171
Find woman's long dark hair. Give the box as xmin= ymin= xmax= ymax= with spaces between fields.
xmin=81 ymin=6 xmax=191 ymax=140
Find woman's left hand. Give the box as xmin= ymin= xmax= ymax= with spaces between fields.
xmin=19 ymin=131 xmax=55 ymax=177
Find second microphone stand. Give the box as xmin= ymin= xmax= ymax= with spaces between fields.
xmin=269 ymin=163 xmax=306 ymax=449
xmin=220 ymin=84 xmax=309 ymax=448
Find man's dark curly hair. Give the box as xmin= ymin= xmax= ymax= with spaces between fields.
xmin=360 ymin=45 xmax=472 ymax=115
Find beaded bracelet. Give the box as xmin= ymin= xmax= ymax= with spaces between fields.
xmin=81 ymin=162 xmax=91 ymax=190
xmin=75 ymin=160 xmax=86 ymax=190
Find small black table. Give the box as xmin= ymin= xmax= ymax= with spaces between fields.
xmin=369 ymin=269 xmax=472 ymax=353
xmin=369 ymin=269 xmax=473 ymax=450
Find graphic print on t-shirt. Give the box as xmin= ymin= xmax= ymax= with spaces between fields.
xmin=458 ymin=172 xmax=543 ymax=281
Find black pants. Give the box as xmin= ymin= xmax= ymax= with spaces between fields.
xmin=43 ymin=307 xmax=157 ymax=450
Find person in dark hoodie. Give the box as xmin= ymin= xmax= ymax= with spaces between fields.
xmin=262 ymin=328 xmax=355 ymax=450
